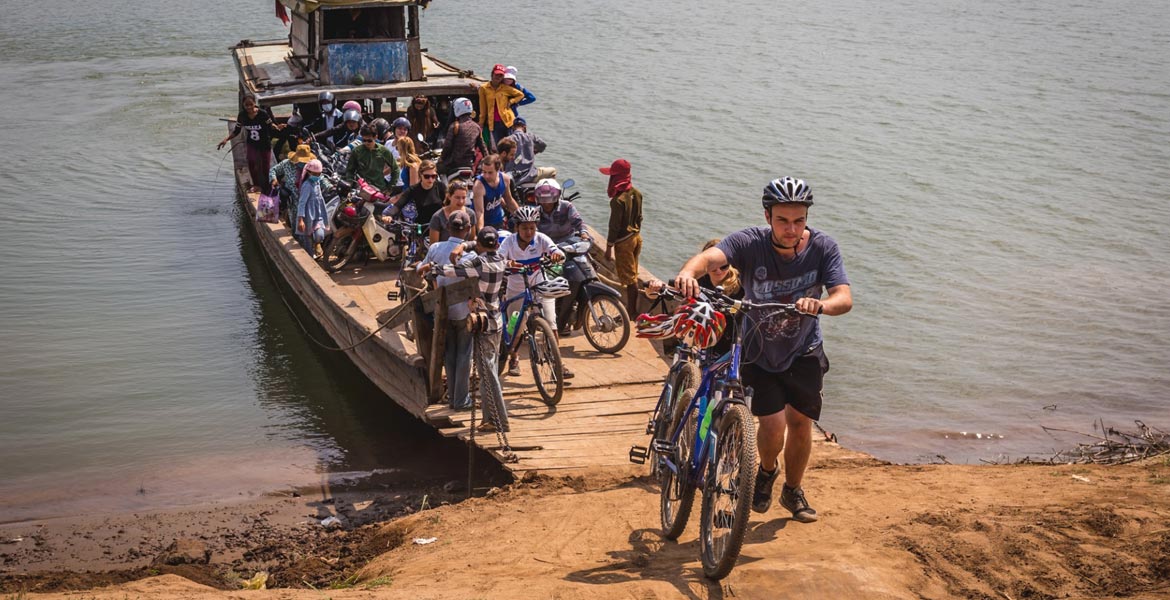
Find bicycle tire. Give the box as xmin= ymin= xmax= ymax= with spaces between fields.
xmin=660 ymin=386 xmax=699 ymax=541
xmin=650 ymin=362 xmax=701 ymax=474
xmin=699 ymin=402 xmax=758 ymax=580
xmin=526 ymin=315 xmax=564 ymax=405
xmin=583 ymin=295 xmax=631 ymax=354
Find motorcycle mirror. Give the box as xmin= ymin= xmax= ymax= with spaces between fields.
xmin=561 ymin=179 xmax=575 ymax=190
xmin=417 ymin=133 xmax=425 ymax=143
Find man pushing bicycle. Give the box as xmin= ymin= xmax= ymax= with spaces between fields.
xmin=674 ymin=176 xmax=852 ymax=523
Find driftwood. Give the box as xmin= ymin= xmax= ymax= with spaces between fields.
xmin=1009 ymin=420 xmax=1170 ymax=465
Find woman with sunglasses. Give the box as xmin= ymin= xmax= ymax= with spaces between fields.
xmin=381 ymin=159 xmax=446 ymax=226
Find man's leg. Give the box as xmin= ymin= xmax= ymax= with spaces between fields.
xmin=445 ymin=319 xmax=472 ymax=409
xmin=476 ymin=330 xmax=509 ymax=432
xmin=782 ymin=406 xmax=813 ymax=488
xmin=757 ymin=412 xmax=787 ymax=472
xmin=777 ymin=355 xmax=824 ymax=522
xmin=744 ymin=363 xmax=786 ymax=513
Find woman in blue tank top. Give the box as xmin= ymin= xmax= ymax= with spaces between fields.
xmin=472 ymin=153 xmax=519 ymax=230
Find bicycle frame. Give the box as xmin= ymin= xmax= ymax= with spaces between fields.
xmin=499 ymin=266 xmax=541 ymax=352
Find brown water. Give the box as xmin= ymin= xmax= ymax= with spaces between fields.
xmin=1 ymin=0 xmax=1167 ymax=521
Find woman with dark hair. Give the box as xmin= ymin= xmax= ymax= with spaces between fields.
xmin=406 ymin=96 xmax=440 ymax=146
xmin=218 ymin=94 xmax=283 ymax=193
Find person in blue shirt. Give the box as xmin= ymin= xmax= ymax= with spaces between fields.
xmin=675 ymin=176 xmax=852 ymax=525
xmin=503 ymin=66 xmax=536 ymax=116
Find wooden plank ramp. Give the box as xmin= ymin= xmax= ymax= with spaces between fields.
xmin=235 ymin=157 xmax=670 ymax=476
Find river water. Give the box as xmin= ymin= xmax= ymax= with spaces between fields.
xmin=1 ymin=0 xmax=1167 ymax=521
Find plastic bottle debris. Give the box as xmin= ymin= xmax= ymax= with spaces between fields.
xmin=243 ymin=571 xmax=269 ymax=590
xmin=320 ymin=516 xmax=343 ymax=529
xmin=1071 ymin=475 xmax=1091 ymax=483
xmin=413 ymin=537 xmax=438 ymax=545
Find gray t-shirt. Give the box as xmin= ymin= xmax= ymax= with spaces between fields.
xmin=428 ymin=207 xmax=477 ymax=242
xmin=716 ymin=226 xmax=849 ymax=373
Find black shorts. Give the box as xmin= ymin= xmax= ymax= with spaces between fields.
xmin=742 ymin=347 xmax=829 ymax=420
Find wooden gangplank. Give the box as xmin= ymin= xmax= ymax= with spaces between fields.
xmin=238 ymin=170 xmax=669 ymax=475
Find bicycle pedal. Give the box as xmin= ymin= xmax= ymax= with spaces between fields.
xmin=651 ymin=439 xmax=677 ymax=455
xmin=386 ymin=290 xmax=399 ymax=302
xmin=628 ymin=445 xmax=649 ymax=465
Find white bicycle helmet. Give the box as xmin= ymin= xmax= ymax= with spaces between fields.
xmin=534 ymin=178 xmax=562 ymax=204
xmin=452 ymin=97 xmax=474 ymax=118
xmin=514 ymin=204 xmax=541 ymax=223
xmin=534 ymin=276 xmax=572 ymax=299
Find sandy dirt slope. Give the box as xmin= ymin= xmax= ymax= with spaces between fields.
xmin=7 ymin=443 xmax=1169 ymax=599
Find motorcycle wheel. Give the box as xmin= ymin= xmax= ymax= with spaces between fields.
xmin=323 ymin=233 xmax=358 ymax=272
xmin=583 ymin=294 xmax=631 ymax=354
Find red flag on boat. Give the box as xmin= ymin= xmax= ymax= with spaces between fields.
xmin=275 ymin=0 xmax=290 ymax=25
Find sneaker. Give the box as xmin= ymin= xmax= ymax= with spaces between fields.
xmin=506 ymin=361 xmax=521 ymax=377
xmin=751 ymin=466 xmax=780 ymax=513
xmin=562 ymin=366 xmax=575 ymax=379
xmin=779 ymin=484 xmax=819 ymax=522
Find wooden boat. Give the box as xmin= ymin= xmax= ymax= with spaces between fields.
xmin=228 ymin=0 xmax=668 ymax=474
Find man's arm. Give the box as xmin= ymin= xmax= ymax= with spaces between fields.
xmin=795 ymin=284 xmax=852 ymax=317
xmin=472 ymin=180 xmax=486 ymax=230
xmin=477 ymin=86 xmax=489 ymax=128
xmin=675 ymin=247 xmax=728 ymax=298
xmin=502 ymin=174 xmax=519 ymax=214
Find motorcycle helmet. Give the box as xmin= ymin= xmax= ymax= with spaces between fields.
xmin=287 ymin=113 xmax=303 ymax=129
xmin=343 ymin=109 xmax=362 ymax=123
xmin=305 ymin=159 xmax=324 ymax=174
xmin=452 ymin=97 xmax=474 ymax=118
xmin=370 ymin=118 xmax=391 ymax=138
xmin=636 ymin=312 xmax=682 ymax=339
xmin=342 ymin=100 xmax=362 ymax=113
xmin=391 ymin=116 xmax=411 ymax=132
xmin=342 ymin=205 xmax=358 ymax=218
xmin=534 ymin=178 xmax=562 ymax=204
xmin=534 ymin=277 xmax=572 ymax=299
xmin=317 ymin=91 xmax=334 ymax=109
xmin=672 ymin=299 xmax=726 ymax=349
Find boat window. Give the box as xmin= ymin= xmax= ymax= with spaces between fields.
xmin=322 ymin=7 xmax=406 ymax=41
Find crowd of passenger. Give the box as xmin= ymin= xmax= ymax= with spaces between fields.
xmin=219 ymin=63 xmax=646 ymax=426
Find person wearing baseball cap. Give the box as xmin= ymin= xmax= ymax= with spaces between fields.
xmin=600 ymin=158 xmax=643 ymax=316
xmin=418 ymin=208 xmax=479 ymax=411
xmin=478 ymin=63 xmax=525 ymax=150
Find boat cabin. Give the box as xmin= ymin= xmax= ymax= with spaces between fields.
xmin=232 ymin=0 xmax=481 ymax=115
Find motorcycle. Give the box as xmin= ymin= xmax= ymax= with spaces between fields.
xmin=554 ymin=233 xmax=631 ymax=354
xmin=321 ymin=177 xmax=430 ymax=274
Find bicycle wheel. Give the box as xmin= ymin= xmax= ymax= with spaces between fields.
xmin=650 ymin=362 xmax=701 ymax=474
xmin=660 ymin=386 xmax=699 ymax=541
xmin=583 ymin=295 xmax=631 ymax=354
xmin=699 ymin=402 xmax=758 ymax=580
xmin=526 ymin=315 xmax=564 ymax=405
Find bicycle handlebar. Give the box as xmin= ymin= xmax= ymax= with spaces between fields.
xmin=650 ymin=281 xmax=807 ymax=318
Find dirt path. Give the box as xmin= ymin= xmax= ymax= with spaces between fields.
xmin=5 ymin=443 xmax=1169 ymax=599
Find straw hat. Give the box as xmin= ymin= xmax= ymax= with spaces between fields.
xmin=288 ymin=144 xmax=316 ymax=164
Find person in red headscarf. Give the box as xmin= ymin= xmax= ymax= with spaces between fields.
xmin=600 ymin=158 xmax=643 ymax=316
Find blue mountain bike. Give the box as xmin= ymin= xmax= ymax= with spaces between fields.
xmin=498 ymin=258 xmax=565 ymax=405
xmin=654 ymin=285 xmax=803 ymax=579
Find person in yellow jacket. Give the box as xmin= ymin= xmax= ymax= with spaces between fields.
xmin=478 ymin=63 xmax=525 ymax=150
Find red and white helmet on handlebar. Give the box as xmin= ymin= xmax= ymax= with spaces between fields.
xmin=635 ymin=312 xmax=682 ymax=339
xmin=672 ymin=299 xmax=727 ymax=350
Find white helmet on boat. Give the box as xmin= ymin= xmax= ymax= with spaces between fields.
xmin=534 ymin=178 xmax=562 ymax=204
xmin=452 ymin=97 xmax=474 ymax=118
xmin=534 ymin=276 xmax=572 ymax=299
